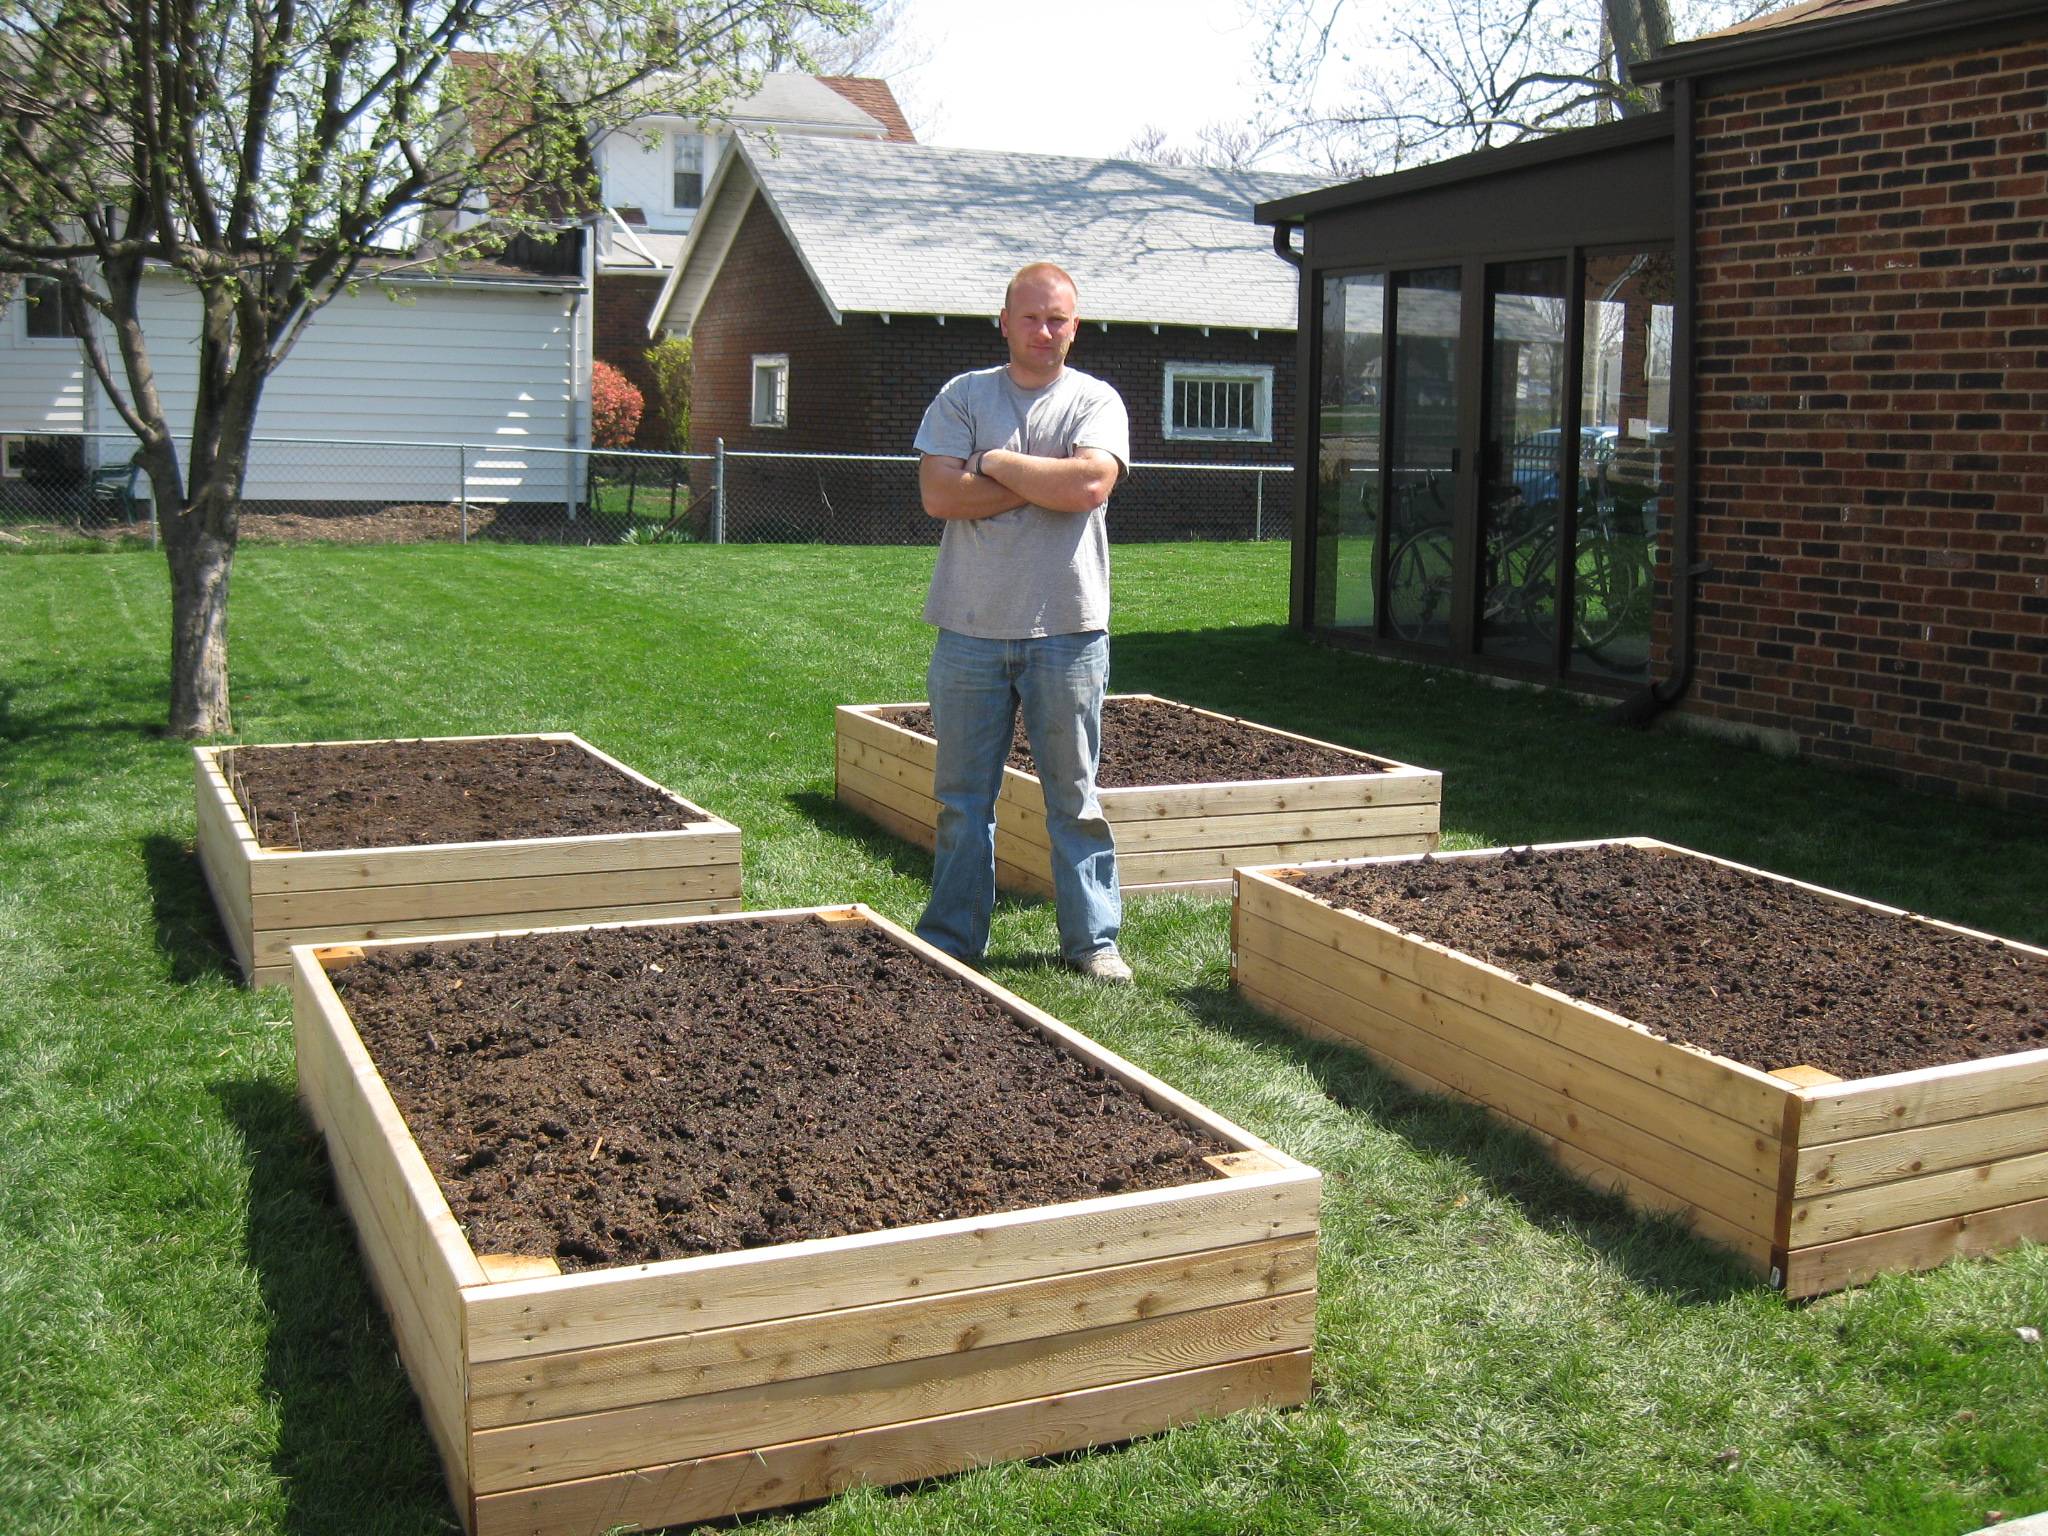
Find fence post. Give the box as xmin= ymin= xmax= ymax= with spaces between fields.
xmin=457 ymin=445 xmax=469 ymax=544
xmin=713 ymin=438 xmax=726 ymax=545
xmin=1255 ymin=469 xmax=1264 ymax=542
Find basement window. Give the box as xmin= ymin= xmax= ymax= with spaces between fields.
xmin=1 ymin=433 xmax=65 ymax=477
xmin=750 ymin=354 xmax=788 ymax=428
xmin=1163 ymin=363 xmax=1271 ymax=442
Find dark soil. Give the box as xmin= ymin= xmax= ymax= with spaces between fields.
xmin=881 ymin=696 xmax=1383 ymax=788
xmin=331 ymin=917 xmax=1230 ymax=1272
xmin=226 ymin=736 xmax=705 ymax=851
xmin=1289 ymin=843 xmax=2048 ymax=1079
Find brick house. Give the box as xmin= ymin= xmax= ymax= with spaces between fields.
xmin=648 ymin=134 xmax=1322 ymax=540
xmin=588 ymin=74 xmax=913 ymax=447
xmin=446 ymin=60 xmax=914 ymax=449
xmin=1256 ymin=0 xmax=2047 ymax=810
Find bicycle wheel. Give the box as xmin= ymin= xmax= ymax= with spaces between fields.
xmin=1572 ymin=530 xmax=1651 ymax=661
xmin=1386 ymin=524 xmax=1455 ymax=643
xmin=1500 ymin=531 xmax=1558 ymax=652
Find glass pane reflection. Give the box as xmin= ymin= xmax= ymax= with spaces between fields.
xmin=1384 ymin=268 xmax=1461 ymax=649
xmin=1573 ymin=250 xmax=1672 ymax=680
xmin=1477 ymin=258 xmax=1569 ymax=666
xmin=1316 ymin=272 xmax=1385 ymax=632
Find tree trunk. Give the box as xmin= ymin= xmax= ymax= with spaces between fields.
xmin=163 ymin=488 xmax=236 ymax=738
xmin=1605 ymin=0 xmax=1675 ymax=112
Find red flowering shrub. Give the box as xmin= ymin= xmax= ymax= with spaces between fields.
xmin=591 ymin=360 xmax=644 ymax=448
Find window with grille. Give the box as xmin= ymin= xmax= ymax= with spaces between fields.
xmin=751 ymin=355 xmax=788 ymax=428
xmin=672 ymin=133 xmax=704 ymax=213
xmin=1162 ymin=363 xmax=1271 ymax=442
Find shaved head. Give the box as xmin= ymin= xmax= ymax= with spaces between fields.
xmin=1004 ymin=261 xmax=1077 ymax=310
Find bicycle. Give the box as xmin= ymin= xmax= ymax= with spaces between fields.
xmin=1385 ymin=473 xmax=1651 ymax=663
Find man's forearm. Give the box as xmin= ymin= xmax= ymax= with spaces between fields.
xmin=979 ymin=448 xmax=1118 ymax=514
xmin=920 ymin=455 xmax=1029 ymax=520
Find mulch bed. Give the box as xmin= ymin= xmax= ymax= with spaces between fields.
xmin=238 ymin=504 xmax=473 ymax=544
xmin=226 ymin=737 xmax=704 ymax=851
xmin=332 ymin=918 xmax=1229 ymax=1272
xmin=1289 ymin=843 xmax=2048 ymax=1079
xmin=881 ymin=696 xmax=1381 ymax=788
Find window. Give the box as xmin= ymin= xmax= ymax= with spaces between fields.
xmin=1162 ymin=363 xmax=1272 ymax=442
xmin=1 ymin=434 xmax=64 ymax=478
xmin=750 ymin=354 xmax=788 ymax=428
xmin=22 ymin=277 xmax=79 ymax=341
xmin=671 ymin=133 xmax=704 ymax=214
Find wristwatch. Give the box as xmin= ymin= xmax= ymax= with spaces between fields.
xmin=968 ymin=450 xmax=986 ymax=477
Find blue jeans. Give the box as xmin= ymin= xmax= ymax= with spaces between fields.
xmin=916 ymin=628 xmax=1121 ymax=966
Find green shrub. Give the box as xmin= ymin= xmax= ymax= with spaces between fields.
xmin=644 ymin=333 xmax=692 ymax=453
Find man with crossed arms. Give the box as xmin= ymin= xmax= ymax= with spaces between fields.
xmin=912 ymin=261 xmax=1133 ymax=983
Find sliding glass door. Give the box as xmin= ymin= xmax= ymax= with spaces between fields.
xmin=1382 ymin=268 xmax=1461 ymax=652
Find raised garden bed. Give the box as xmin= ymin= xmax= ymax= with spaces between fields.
xmin=1232 ymin=837 xmax=2048 ymax=1298
xmin=194 ymin=733 xmax=740 ymax=987
xmin=290 ymin=905 xmax=1320 ymax=1534
xmin=836 ymin=694 xmax=1440 ymax=897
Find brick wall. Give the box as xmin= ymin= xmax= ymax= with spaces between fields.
xmin=1689 ymin=36 xmax=2048 ymax=811
xmin=689 ymin=196 xmax=1296 ymax=540
xmin=593 ymin=273 xmax=666 ymax=448
xmin=689 ymin=197 xmax=864 ymax=458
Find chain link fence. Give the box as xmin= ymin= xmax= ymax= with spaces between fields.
xmin=0 ymin=431 xmax=1292 ymax=546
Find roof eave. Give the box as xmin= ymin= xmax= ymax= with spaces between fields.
xmin=1631 ymin=0 xmax=2047 ymax=87
xmin=1254 ymin=112 xmax=1672 ymax=224
xmin=647 ymin=146 xmax=750 ymax=334
xmin=835 ymin=308 xmax=1295 ymax=335
xmin=648 ymin=136 xmax=845 ymax=337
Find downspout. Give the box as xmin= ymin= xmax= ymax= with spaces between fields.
xmin=1613 ymin=74 xmax=1708 ymax=727
xmin=565 ymin=221 xmax=591 ymax=522
xmin=1272 ymin=219 xmax=1308 ymax=626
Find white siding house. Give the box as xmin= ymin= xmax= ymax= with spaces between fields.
xmin=0 ymin=263 xmax=590 ymax=508
xmin=0 ymin=72 xmax=905 ymax=505
xmin=0 ymin=280 xmax=89 ymax=478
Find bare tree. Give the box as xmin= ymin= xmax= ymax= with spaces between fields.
xmin=1119 ymin=119 xmax=1275 ymax=171
xmin=764 ymin=0 xmax=937 ymax=135
xmin=1256 ymin=0 xmax=1782 ymax=176
xmin=0 ymin=0 xmax=854 ymax=736
xmin=799 ymin=0 xmax=921 ymax=75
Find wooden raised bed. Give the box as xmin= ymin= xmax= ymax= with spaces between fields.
xmin=291 ymin=905 xmax=1320 ymax=1534
xmin=195 ymin=733 xmax=740 ymax=988
xmin=836 ymin=695 xmax=1441 ymax=897
xmin=1232 ymin=837 xmax=2048 ymax=1298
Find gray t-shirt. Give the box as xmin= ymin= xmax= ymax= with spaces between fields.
xmin=915 ymin=365 xmax=1130 ymax=639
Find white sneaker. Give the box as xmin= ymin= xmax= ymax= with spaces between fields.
xmin=1073 ymin=947 xmax=1133 ymax=984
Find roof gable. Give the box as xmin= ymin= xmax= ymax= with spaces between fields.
xmin=655 ymin=136 xmax=1325 ymax=337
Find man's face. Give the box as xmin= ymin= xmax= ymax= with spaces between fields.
xmin=1001 ymin=274 xmax=1079 ymax=381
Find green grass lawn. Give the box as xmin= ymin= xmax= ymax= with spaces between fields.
xmin=2 ymin=540 xmax=2044 ymax=1536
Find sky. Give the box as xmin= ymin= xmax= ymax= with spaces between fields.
xmin=881 ymin=0 xmax=1310 ymax=168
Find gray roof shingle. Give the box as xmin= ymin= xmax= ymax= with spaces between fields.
xmin=671 ymin=135 xmax=1328 ymax=334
